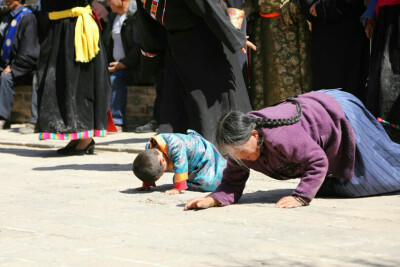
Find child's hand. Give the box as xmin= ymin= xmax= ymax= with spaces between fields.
xmin=275 ymin=196 xmax=308 ymax=208
xmin=184 ymin=197 xmax=218 ymax=210
xmin=240 ymin=39 xmax=257 ymax=54
xmin=165 ymin=188 xmax=181 ymax=195
xmin=135 ymin=186 xmax=151 ymax=192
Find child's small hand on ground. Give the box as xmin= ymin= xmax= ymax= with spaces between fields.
xmin=165 ymin=188 xmax=181 ymax=195
xmin=275 ymin=196 xmax=307 ymax=208
xmin=135 ymin=186 xmax=151 ymax=192
xmin=184 ymin=196 xmax=218 ymax=210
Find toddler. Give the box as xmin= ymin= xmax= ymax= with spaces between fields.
xmin=133 ymin=130 xmax=226 ymax=195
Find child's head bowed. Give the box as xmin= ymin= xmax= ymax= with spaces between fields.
xmin=132 ymin=148 xmax=165 ymax=184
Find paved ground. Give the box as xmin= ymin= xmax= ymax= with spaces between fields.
xmin=1 ymin=125 xmax=399 ymax=266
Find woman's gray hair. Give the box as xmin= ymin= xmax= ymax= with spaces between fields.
xmin=215 ymin=100 xmax=302 ymax=161
xmin=215 ymin=111 xmax=259 ymax=162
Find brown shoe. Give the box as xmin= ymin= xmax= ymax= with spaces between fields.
xmin=0 ymin=120 xmax=10 ymax=130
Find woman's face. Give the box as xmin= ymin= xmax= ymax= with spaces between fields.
xmin=107 ymin=0 xmax=123 ymax=13
xmin=229 ymin=130 xmax=261 ymax=161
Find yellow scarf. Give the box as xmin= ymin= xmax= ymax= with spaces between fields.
xmin=49 ymin=5 xmax=99 ymax=63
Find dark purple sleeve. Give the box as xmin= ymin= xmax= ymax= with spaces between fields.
xmin=208 ymin=158 xmax=250 ymax=206
xmin=269 ymin=126 xmax=329 ymax=203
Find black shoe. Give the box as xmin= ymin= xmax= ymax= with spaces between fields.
xmin=135 ymin=119 xmax=158 ymax=133
xmin=0 ymin=119 xmax=10 ymax=130
xmin=67 ymin=139 xmax=95 ymax=155
xmin=57 ymin=140 xmax=79 ymax=155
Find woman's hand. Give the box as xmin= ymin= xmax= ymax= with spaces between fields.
xmin=184 ymin=196 xmax=219 ymax=210
xmin=275 ymin=196 xmax=308 ymax=208
xmin=108 ymin=61 xmax=126 ymax=73
xmin=240 ymin=39 xmax=257 ymax=54
xmin=1 ymin=65 xmax=11 ymax=75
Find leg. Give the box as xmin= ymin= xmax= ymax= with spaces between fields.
xmin=29 ymin=71 xmax=38 ymax=124
xmin=157 ymin=52 xmax=188 ymax=134
xmin=0 ymin=72 xmax=15 ymax=122
xmin=110 ymin=69 xmax=129 ymax=126
xmin=323 ymin=89 xmax=400 ymax=197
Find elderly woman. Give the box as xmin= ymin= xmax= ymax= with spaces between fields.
xmin=185 ymin=89 xmax=400 ymax=210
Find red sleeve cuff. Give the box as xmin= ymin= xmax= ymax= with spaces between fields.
xmin=143 ymin=182 xmax=156 ymax=187
xmin=174 ymin=180 xmax=188 ymax=191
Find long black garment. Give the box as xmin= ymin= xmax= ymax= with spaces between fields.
xmin=301 ymin=0 xmax=370 ymax=102
xmin=36 ymin=0 xmax=111 ymax=137
xmin=136 ymin=0 xmax=252 ymax=141
xmin=365 ymin=5 xmax=400 ymax=125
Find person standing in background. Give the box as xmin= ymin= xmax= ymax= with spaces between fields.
xmin=247 ymin=0 xmax=313 ymax=109
xmin=361 ymin=0 xmax=400 ymax=142
xmin=104 ymin=0 xmax=141 ymax=132
xmin=36 ymin=0 xmax=111 ymax=155
xmin=0 ymin=0 xmax=39 ymax=130
xmin=305 ymin=0 xmax=370 ymax=102
xmin=136 ymin=0 xmax=255 ymax=142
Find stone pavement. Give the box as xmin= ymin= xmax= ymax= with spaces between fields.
xmin=0 ymin=125 xmax=400 ymax=266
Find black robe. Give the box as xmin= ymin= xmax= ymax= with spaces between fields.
xmin=36 ymin=0 xmax=111 ymax=136
xmin=365 ymin=5 xmax=400 ymax=125
xmin=225 ymin=0 xmax=249 ymax=89
xmin=136 ymin=0 xmax=252 ymax=141
xmin=301 ymin=0 xmax=370 ymax=102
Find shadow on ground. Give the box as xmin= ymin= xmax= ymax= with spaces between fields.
xmin=97 ymin=137 xmax=149 ymax=145
xmin=32 ymin=163 xmax=132 ymax=171
xmin=238 ymin=189 xmax=294 ymax=204
xmin=120 ymin=184 xmax=172 ymax=194
xmin=0 ymin=147 xmax=58 ymax=158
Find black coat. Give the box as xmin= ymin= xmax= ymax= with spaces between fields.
xmin=301 ymin=0 xmax=370 ymax=102
xmin=103 ymin=10 xmax=142 ymax=84
xmin=0 ymin=8 xmax=40 ymax=81
xmin=136 ymin=0 xmax=251 ymax=141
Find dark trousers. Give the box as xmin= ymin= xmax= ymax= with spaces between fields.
xmin=29 ymin=72 xmax=38 ymax=124
xmin=0 ymin=73 xmax=15 ymax=120
xmin=0 ymin=72 xmax=37 ymax=123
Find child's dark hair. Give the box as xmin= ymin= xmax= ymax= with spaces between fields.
xmin=132 ymin=148 xmax=164 ymax=184
xmin=215 ymin=99 xmax=302 ymax=156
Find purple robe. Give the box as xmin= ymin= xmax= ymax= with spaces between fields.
xmin=209 ymin=91 xmax=356 ymax=204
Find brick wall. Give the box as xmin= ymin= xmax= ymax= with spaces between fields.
xmin=11 ymin=85 xmax=32 ymax=123
xmin=11 ymin=85 xmax=156 ymax=130
xmin=125 ymin=85 xmax=156 ymax=128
